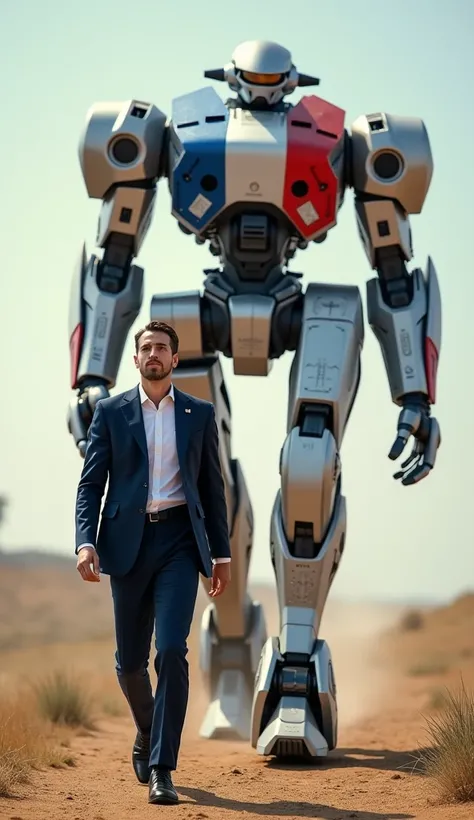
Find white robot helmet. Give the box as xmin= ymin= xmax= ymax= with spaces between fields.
xmin=226 ymin=40 xmax=296 ymax=106
xmin=204 ymin=40 xmax=320 ymax=108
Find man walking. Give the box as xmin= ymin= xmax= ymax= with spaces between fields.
xmin=74 ymin=320 xmax=231 ymax=805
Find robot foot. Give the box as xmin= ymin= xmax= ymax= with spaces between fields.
xmin=199 ymin=600 xmax=267 ymax=741
xmin=251 ymin=636 xmax=338 ymax=759
xmin=199 ymin=670 xmax=253 ymax=741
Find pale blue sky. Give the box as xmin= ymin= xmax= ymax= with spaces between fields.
xmin=1 ymin=0 xmax=473 ymax=602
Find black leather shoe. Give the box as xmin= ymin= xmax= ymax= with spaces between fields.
xmin=148 ymin=767 xmax=178 ymax=804
xmin=132 ymin=731 xmax=150 ymax=784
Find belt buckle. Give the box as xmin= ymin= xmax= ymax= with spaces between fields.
xmin=149 ymin=511 xmax=160 ymax=522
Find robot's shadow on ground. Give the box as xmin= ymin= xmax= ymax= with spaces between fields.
xmin=261 ymin=745 xmax=429 ymax=775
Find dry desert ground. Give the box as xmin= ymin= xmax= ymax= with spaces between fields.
xmin=0 ymin=552 xmax=473 ymax=820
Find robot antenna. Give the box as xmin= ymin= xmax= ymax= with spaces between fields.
xmin=204 ymin=69 xmax=226 ymax=81
xmin=297 ymin=73 xmax=320 ymax=87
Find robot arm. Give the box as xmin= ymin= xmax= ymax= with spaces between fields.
xmin=350 ymin=112 xmax=441 ymax=485
xmin=68 ymin=100 xmax=167 ymax=455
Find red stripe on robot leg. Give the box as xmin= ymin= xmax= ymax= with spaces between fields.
xmin=69 ymin=323 xmax=84 ymax=389
xmin=424 ymin=337 xmax=439 ymax=404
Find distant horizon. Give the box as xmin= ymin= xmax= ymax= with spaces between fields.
xmin=2 ymin=542 xmax=471 ymax=609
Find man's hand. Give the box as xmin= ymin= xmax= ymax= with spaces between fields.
xmin=209 ymin=562 xmax=231 ymax=597
xmin=76 ymin=546 xmax=100 ymax=582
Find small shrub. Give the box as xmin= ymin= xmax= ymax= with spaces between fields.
xmin=0 ymin=688 xmax=74 ymax=797
xmin=33 ymin=670 xmax=95 ymax=730
xmin=0 ymin=750 xmax=29 ymax=797
xmin=417 ymin=679 xmax=474 ymax=803
xmin=101 ymin=695 xmax=125 ymax=717
xmin=407 ymin=659 xmax=449 ymax=677
xmin=428 ymin=687 xmax=449 ymax=710
xmin=399 ymin=609 xmax=424 ymax=631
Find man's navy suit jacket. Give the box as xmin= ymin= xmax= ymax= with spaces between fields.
xmin=74 ymin=384 xmax=231 ymax=578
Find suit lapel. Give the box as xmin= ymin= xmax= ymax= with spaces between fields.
xmin=120 ymin=384 xmax=193 ymax=467
xmin=120 ymin=386 xmax=148 ymax=457
xmin=173 ymin=387 xmax=193 ymax=471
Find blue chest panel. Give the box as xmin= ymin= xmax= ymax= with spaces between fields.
xmin=169 ymin=87 xmax=228 ymax=233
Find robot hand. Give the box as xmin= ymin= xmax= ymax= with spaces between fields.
xmin=67 ymin=383 xmax=110 ymax=458
xmin=388 ymin=394 xmax=441 ymax=486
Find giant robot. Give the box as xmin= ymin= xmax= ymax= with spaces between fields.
xmin=67 ymin=40 xmax=442 ymax=760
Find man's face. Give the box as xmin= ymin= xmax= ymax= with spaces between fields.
xmin=134 ymin=331 xmax=178 ymax=381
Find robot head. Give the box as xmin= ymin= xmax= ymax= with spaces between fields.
xmin=204 ymin=40 xmax=320 ymax=110
xmin=226 ymin=41 xmax=296 ymax=108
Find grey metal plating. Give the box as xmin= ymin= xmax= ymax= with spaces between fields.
xmin=68 ymin=40 xmax=442 ymax=760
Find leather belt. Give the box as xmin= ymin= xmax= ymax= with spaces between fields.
xmin=146 ymin=504 xmax=188 ymax=523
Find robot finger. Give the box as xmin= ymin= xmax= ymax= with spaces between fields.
xmin=388 ymin=432 xmax=410 ymax=461
xmin=400 ymin=443 xmax=420 ymax=470
xmin=424 ymin=419 xmax=441 ymax=469
xmin=393 ymin=451 xmax=421 ymax=481
xmin=397 ymin=406 xmax=422 ymax=435
xmin=401 ymin=460 xmax=432 ymax=485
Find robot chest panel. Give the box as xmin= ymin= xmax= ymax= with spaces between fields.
xmin=169 ymin=88 xmax=346 ymax=241
xmin=225 ymin=107 xmax=288 ymax=209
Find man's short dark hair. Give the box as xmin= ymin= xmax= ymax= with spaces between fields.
xmin=134 ymin=321 xmax=179 ymax=355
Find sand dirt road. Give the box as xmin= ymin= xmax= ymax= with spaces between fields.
xmin=1 ymin=588 xmax=473 ymax=820
xmin=0 ymin=710 xmax=458 ymax=820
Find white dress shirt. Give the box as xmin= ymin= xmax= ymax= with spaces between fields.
xmin=140 ymin=382 xmax=185 ymax=513
xmin=78 ymin=382 xmax=230 ymax=564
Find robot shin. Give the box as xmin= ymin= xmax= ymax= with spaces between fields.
xmin=251 ymin=282 xmax=363 ymax=758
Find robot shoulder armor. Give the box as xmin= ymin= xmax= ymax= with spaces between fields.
xmin=349 ymin=112 xmax=433 ymax=213
xmin=78 ymin=100 xmax=168 ymax=199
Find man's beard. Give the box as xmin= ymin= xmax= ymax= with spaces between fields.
xmin=141 ymin=362 xmax=172 ymax=381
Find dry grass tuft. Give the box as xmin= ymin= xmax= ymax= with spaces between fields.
xmin=33 ymin=670 xmax=96 ymax=730
xmin=101 ymin=694 xmax=126 ymax=717
xmin=407 ymin=658 xmax=450 ymax=677
xmin=416 ymin=679 xmax=474 ymax=803
xmin=428 ymin=687 xmax=449 ymax=711
xmin=0 ymin=749 xmax=29 ymax=798
xmin=0 ymin=686 xmax=75 ymax=797
xmin=399 ymin=609 xmax=424 ymax=631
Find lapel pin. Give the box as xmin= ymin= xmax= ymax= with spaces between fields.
xmin=185 ymin=408 xmax=191 ymax=414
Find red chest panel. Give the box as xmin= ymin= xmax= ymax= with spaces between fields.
xmin=283 ymin=95 xmax=346 ymax=240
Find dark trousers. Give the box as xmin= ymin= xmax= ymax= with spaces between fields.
xmin=109 ymin=505 xmax=199 ymax=770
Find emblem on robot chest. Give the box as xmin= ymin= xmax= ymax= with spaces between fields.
xmin=170 ymin=87 xmax=346 ymax=242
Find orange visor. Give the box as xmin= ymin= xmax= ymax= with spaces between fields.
xmin=241 ymin=71 xmax=283 ymax=85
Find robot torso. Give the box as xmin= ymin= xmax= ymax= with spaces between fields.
xmin=167 ymin=87 xmax=347 ymax=260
